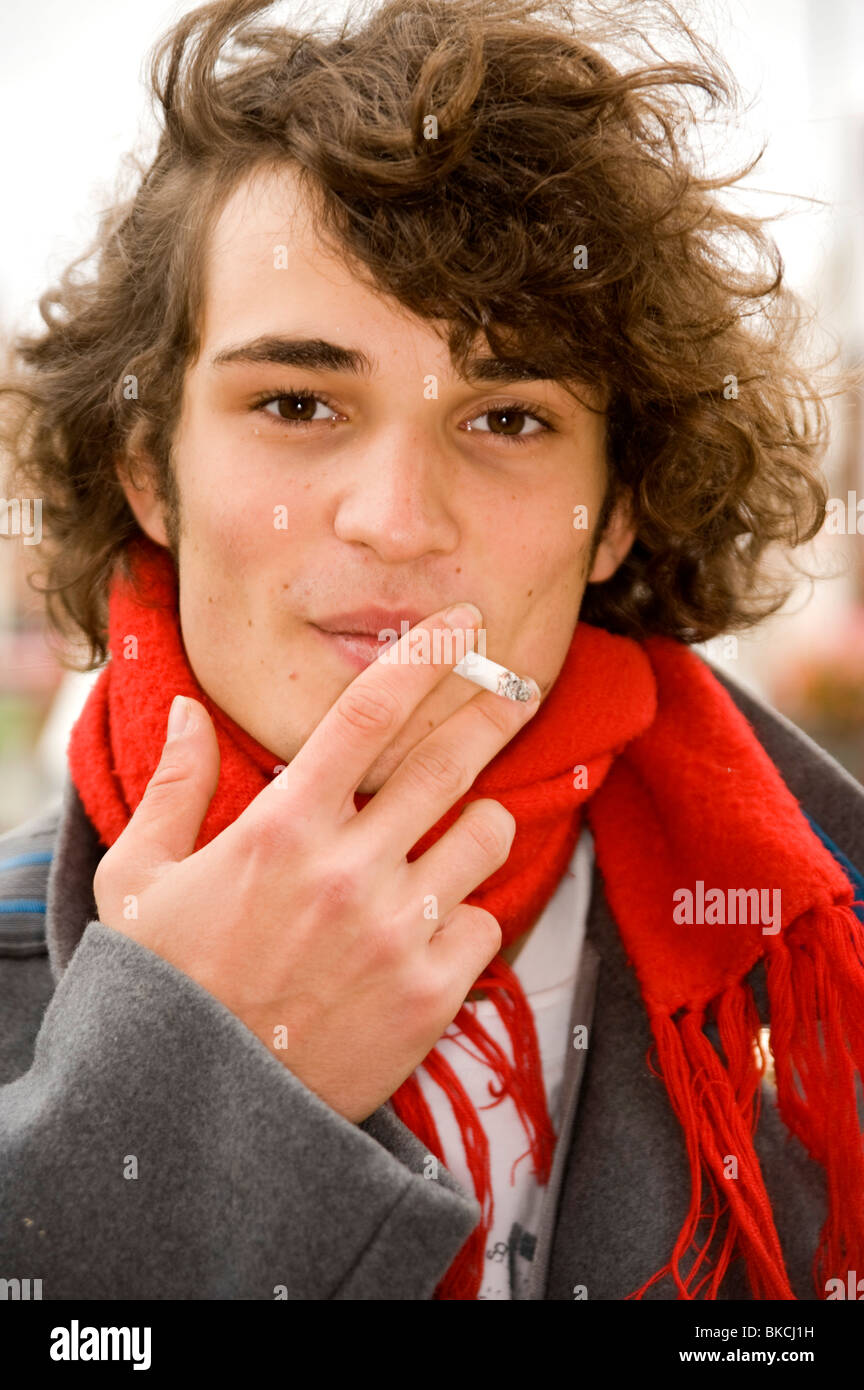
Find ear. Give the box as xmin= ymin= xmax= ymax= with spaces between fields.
xmin=115 ymin=431 xmax=170 ymax=548
xmin=587 ymin=492 xmax=636 ymax=584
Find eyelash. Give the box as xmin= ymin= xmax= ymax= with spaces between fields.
xmin=249 ymin=387 xmax=555 ymax=445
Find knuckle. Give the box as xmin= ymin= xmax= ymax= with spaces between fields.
xmin=143 ymin=758 xmax=189 ymax=805
xmin=473 ymin=906 xmax=503 ymax=950
xmin=362 ymin=919 xmax=404 ymax=970
xmin=337 ymin=683 xmax=401 ymax=736
xmin=468 ymin=696 xmax=512 ymax=739
xmin=317 ymin=863 xmax=365 ymax=915
xmin=456 ymin=904 xmax=503 ymax=957
xmin=402 ymin=744 xmax=466 ymax=799
xmin=464 ymin=807 xmax=514 ymax=864
xmin=239 ymin=807 xmax=303 ymax=860
xmin=401 ymin=967 xmax=440 ymax=1014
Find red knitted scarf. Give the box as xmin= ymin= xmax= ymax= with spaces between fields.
xmin=68 ymin=537 xmax=864 ymax=1300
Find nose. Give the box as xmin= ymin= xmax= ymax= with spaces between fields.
xmin=332 ymin=428 xmax=460 ymax=562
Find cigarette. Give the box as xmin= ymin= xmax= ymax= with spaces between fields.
xmin=452 ymin=650 xmax=538 ymax=702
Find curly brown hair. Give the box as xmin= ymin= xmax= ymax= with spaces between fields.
xmin=0 ymin=0 xmax=852 ymax=667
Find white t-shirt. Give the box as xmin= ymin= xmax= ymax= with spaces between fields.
xmin=412 ymin=826 xmax=594 ymax=1299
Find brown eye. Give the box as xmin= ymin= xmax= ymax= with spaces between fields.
xmin=466 ymin=406 xmax=547 ymax=439
xmin=261 ymin=392 xmax=336 ymax=423
xmin=487 ymin=408 xmax=528 ymax=435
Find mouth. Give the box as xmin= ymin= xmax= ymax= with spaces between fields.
xmin=309 ymin=625 xmax=386 ymax=672
xmin=309 ymin=605 xmax=432 ymax=673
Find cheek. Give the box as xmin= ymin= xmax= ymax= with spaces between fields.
xmin=503 ymin=515 xmax=594 ymax=611
xmin=178 ymin=440 xmax=320 ymax=569
xmin=491 ymin=520 xmax=596 ymax=686
xmin=487 ymin=477 xmax=600 ymax=569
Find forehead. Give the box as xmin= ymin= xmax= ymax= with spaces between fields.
xmin=198 ymin=163 xmax=432 ymax=355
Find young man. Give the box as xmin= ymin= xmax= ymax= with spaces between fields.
xmin=1 ymin=0 xmax=863 ymax=1303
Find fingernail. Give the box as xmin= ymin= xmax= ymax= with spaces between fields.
xmin=166 ymin=695 xmax=190 ymax=739
xmin=443 ymin=601 xmax=483 ymax=628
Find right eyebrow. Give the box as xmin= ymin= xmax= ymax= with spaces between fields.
xmin=210 ymin=336 xmax=376 ymax=375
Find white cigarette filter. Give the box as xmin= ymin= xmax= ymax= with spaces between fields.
xmin=452 ymin=650 xmax=538 ymax=702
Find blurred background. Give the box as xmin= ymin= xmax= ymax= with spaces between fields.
xmin=1 ymin=0 xmax=863 ymax=832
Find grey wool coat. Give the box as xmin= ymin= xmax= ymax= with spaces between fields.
xmin=0 ymin=665 xmax=863 ymax=1301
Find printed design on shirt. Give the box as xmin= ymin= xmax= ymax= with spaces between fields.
xmin=477 ymin=1221 xmax=537 ymax=1298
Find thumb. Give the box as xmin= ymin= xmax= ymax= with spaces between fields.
xmin=117 ymin=695 xmax=221 ymax=875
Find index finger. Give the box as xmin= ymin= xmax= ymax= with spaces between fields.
xmin=250 ymin=601 xmax=485 ymax=819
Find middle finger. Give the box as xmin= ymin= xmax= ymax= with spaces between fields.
xmin=352 ymin=680 xmax=541 ymax=863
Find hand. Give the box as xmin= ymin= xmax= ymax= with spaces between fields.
xmin=93 ymin=603 xmax=541 ymax=1124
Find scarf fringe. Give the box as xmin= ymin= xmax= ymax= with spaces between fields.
xmin=628 ymin=988 xmax=794 ymax=1300
xmin=629 ymin=902 xmax=864 ymax=1300
xmin=764 ymin=904 xmax=864 ymax=1296
xmin=390 ymin=1053 xmax=492 ymax=1300
xmin=389 ymin=956 xmax=557 ymax=1300
xmin=449 ymin=957 xmax=557 ymax=1185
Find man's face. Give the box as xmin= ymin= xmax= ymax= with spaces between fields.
xmin=121 ymin=164 xmax=634 ymax=792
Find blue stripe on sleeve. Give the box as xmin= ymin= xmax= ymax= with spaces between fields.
xmin=0 ymin=851 xmax=53 ymax=872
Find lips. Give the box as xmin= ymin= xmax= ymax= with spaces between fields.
xmin=309 ymin=607 xmax=432 ymax=674
xmin=311 ymin=606 xmax=430 ymax=637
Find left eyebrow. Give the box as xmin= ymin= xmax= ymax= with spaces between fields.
xmin=460 ymin=355 xmax=558 ymax=384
